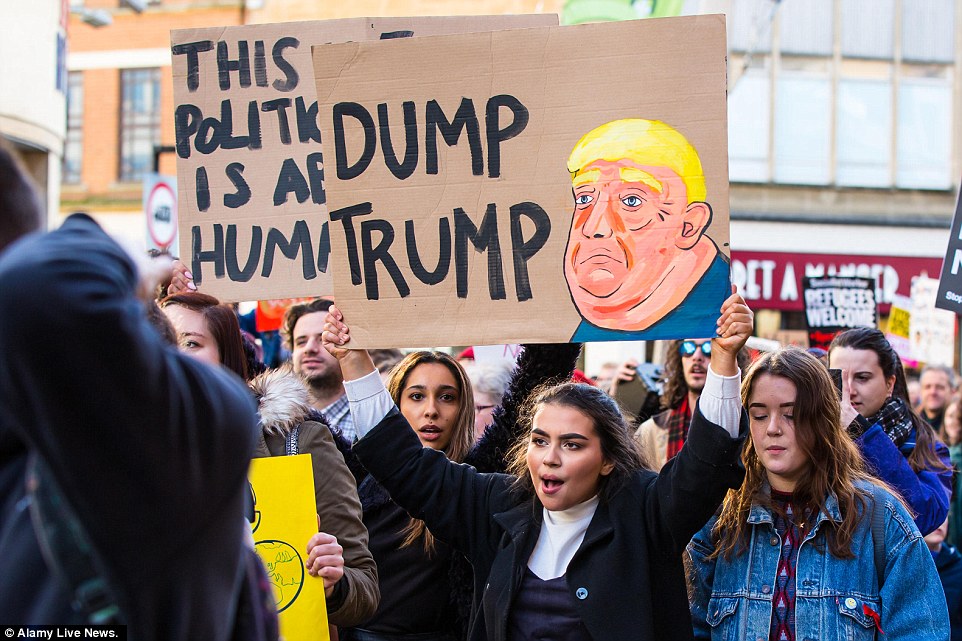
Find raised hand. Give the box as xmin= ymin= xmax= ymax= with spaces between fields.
xmin=711 ymin=286 xmax=753 ymax=377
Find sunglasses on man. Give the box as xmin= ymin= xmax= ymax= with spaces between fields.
xmin=678 ymin=340 xmax=712 ymax=357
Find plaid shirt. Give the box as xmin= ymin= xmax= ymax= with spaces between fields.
xmin=321 ymin=394 xmax=356 ymax=443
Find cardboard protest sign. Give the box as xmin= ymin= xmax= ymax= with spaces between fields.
xmin=170 ymin=14 xmax=557 ymax=303
xmin=313 ymin=16 xmax=731 ymax=347
xmin=249 ymin=454 xmax=327 ymax=641
xmin=803 ymin=276 xmax=877 ymax=350
xmin=910 ymin=276 xmax=956 ymax=366
xmin=936 ymin=186 xmax=962 ymax=314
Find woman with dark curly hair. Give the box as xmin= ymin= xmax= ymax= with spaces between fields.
xmin=323 ymin=291 xmax=752 ymax=641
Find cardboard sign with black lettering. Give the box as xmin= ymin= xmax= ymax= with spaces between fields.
xmin=170 ymin=14 xmax=557 ymax=302
xmin=313 ymin=16 xmax=731 ymax=347
xmin=936 ymin=185 xmax=962 ymax=314
xmin=803 ymin=276 xmax=877 ymax=350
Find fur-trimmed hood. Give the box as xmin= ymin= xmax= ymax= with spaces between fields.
xmin=248 ymin=367 xmax=315 ymax=436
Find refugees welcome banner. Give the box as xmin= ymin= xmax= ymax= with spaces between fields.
xmin=803 ymin=276 xmax=877 ymax=349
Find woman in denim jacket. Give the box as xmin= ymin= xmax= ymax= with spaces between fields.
xmin=688 ymin=347 xmax=949 ymax=641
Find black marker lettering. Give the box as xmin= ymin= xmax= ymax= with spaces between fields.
xmin=485 ymin=94 xmax=528 ymax=178
xmin=509 ymin=202 xmax=550 ymax=301
xmin=225 ymin=224 xmax=262 ymax=282
xmin=271 ymin=37 xmax=299 ymax=92
xmin=361 ymin=219 xmax=409 ymax=300
xmin=191 ymin=224 xmax=225 ymax=282
xmin=333 ymin=102 xmax=376 ymax=180
xmin=329 ymin=202 xmax=373 ymax=285
xmin=406 ymin=218 xmax=451 ymax=285
xmin=262 ymin=220 xmax=316 ymax=279
xmin=195 ymin=166 xmax=210 ymax=211
xmin=223 ymin=162 xmax=251 ymax=209
xmin=217 ymin=40 xmax=251 ymax=90
xmin=273 ymin=157 xmax=310 ymax=206
xmin=295 ymin=97 xmax=321 ymax=143
xmin=261 ymin=98 xmax=293 ymax=145
xmin=455 ymin=204 xmax=505 ymax=300
xmin=171 ymin=40 xmax=213 ymax=92
xmin=425 ymin=98 xmax=482 ymax=175
xmin=306 ymin=152 xmax=325 ymax=205
xmin=253 ymin=40 xmax=268 ymax=87
xmin=377 ymin=101 xmax=418 ymax=180
xmin=174 ymin=104 xmax=202 ymax=158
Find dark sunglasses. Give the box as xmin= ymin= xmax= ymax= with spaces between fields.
xmin=678 ymin=340 xmax=711 ymax=357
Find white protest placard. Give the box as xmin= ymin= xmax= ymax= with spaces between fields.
xmin=910 ymin=276 xmax=956 ymax=366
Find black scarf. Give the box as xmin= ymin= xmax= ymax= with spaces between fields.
xmin=867 ymin=397 xmax=914 ymax=446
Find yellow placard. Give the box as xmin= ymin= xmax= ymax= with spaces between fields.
xmin=249 ymin=454 xmax=328 ymax=641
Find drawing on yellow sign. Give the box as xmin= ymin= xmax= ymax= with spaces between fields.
xmin=248 ymin=454 xmax=328 ymax=641
xmin=257 ymin=539 xmax=305 ymax=612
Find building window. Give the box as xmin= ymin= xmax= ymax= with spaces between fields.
xmin=119 ymin=68 xmax=160 ymax=182
xmin=836 ymin=77 xmax=892 ymax=187
xmin=897 ymin=76 xmax=952 ymax=189
xmin=726 ymin=0 xmax=955 ymax=192
xmin=774 ymin=61 xmax=831 ymax=185
xmin=778 ymin=0 xmax=833 ymax=56
xmin=729 ymin=0 xmax=773 ymax=53
xmin=728 ymin=66 xmax=770 ymax=183
xmin=841 ymin=0 xmax=894 ymax=59
xmin=63 ymin=71 xmax=84 ymax=185
xmin=902 ymin=0 xmax=954 ymax=63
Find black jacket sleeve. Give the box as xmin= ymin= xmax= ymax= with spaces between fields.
xmin=353 ymin=409 xmax=516 ymax=557
xmin=643 ymin=401 xmax=748 ymax=555
xmin=0 ymin=215 xmax=258 ymax=580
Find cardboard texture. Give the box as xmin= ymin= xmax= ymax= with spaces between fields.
xmin=313 ymin=16 xmax=731 ymax=348
xmin=802 ymin=276 xmax=877 ymax=350
xmin=170 ymin=14 xmax=557 ymax=303
xmin=936 ymin=185 xmax=962 ymax=314
xmin=910 ymin=276 xmax=956 ymax=366
xmin=248 ymin=454 xmax=328 ymax=641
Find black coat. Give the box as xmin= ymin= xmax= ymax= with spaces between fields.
xmin=0 ymin=215 xmax=260 ymax=639
xmin=353 ymin=401 xmax=747 ymax=641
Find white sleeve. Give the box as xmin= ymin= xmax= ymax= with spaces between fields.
xmin=697 ymin=365 xmax=742 ymax=438
xmin=343 ymin=369 xmax=396 ymax=440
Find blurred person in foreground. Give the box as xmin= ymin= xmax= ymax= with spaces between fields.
xmin=0 ymin=146 xmax=274 ymax=639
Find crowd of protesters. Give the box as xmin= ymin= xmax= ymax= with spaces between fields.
xmin=1 ymin=141 xmax=960 ymax=641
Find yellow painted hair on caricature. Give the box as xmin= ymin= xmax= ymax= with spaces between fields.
xmin=567 ymin=119 xmax=706 ymax=204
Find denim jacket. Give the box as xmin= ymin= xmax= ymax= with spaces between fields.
xmin=687 ymin=481 xmax=949 ymax=641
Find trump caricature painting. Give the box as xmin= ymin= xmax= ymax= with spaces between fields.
xmin=564 ymin=119 xmax=730 ymax=341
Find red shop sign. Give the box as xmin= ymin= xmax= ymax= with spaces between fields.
xmin=730 ymin=251 xmax=943 ymax=313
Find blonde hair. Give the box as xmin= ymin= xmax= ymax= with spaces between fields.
xmin=567 ymin=119 xmax=706 ymax=204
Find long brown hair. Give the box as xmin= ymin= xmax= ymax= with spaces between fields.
xmin=829 ymin=327 xmax=948 ymax=473
xmin=385 ymin=351 xmax=475 ymax=552
xmin=713 ymin=347 xmax=886 ymax=561
xmin=159 ymin=292 xmax=248 ymax=381
xmin=506 ymin=382 xmax=647 ymax=501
